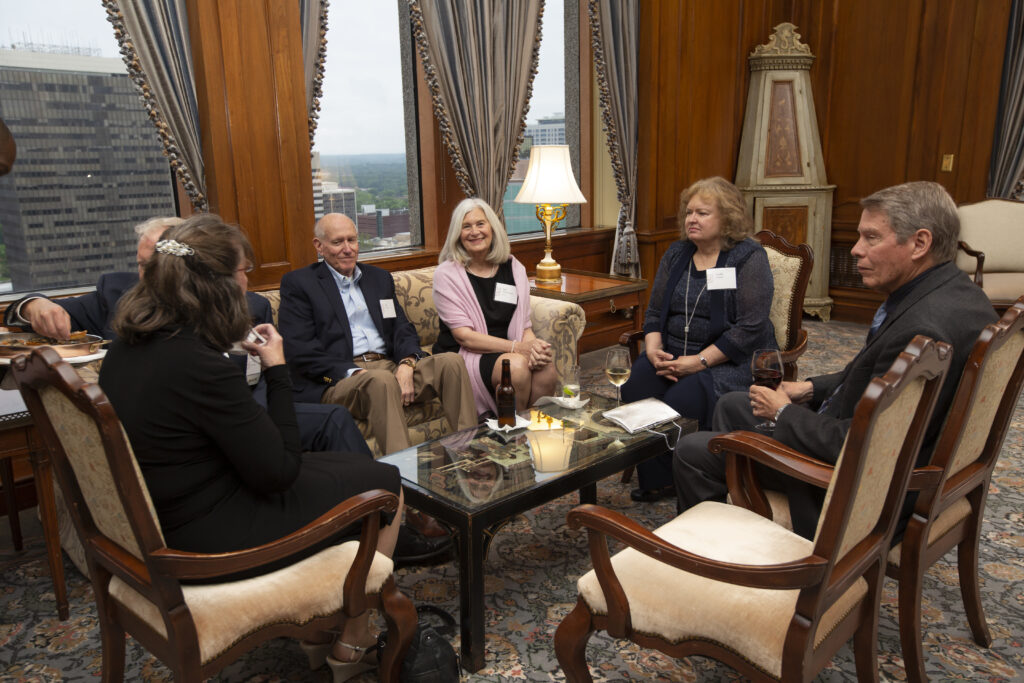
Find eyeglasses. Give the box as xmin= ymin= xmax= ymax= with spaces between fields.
xmin=237 ymin=262 xmax=254 ymax=273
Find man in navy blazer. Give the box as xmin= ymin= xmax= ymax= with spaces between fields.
xmin=4 ymin=216 xmax=370 ymax=457
xmin=673 ymin=181 xmax=998 ymax=539
xmin=279 ymin=213 xmax=477 ymax=455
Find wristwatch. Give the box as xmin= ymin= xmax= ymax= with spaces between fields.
xmin=698 ymin=354 xmax=710 ymax=369
xmin=399 ymin=356 xmax=417 ymax=369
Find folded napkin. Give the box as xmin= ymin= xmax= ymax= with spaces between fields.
xmin=533 ymin=395 xmax=590 ymax=410
xmin=485 ymin=414 xmax=531 ymax=432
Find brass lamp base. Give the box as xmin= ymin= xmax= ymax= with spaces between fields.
xmin=535 ymin=254 xmax=562 ymax=283
xmin=533 ymin=203 xmax=567 ymax=284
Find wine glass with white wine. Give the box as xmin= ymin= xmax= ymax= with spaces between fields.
xmin=605 ymin=348 xmax=631 ymax=406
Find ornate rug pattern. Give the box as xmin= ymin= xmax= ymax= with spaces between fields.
xmin=1 ymin=319 xmax=1022 ymax=681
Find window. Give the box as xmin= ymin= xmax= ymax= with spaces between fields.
xmin=0 ymin=1 xmax=177 ymax=296
xmin=312 ymin=1 xmax=421 ymax=255
xmin=504 ymin=1 xmax=573 ymax=236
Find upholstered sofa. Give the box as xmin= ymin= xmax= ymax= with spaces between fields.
xmin=257 ymin=265 xmax=587 ymax=456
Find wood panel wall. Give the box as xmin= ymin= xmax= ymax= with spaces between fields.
xmin=636 ymin=0 xmax=1011 ymax=322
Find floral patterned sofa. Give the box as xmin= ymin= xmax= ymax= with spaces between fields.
xmin=258 ymin=265 xmax=586 ymax=456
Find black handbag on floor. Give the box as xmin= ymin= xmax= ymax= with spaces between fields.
xmin=377 ymin=604 xmax=460 ymax=682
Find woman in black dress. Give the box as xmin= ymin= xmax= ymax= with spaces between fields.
xmin=432 ymin=198 xmax=557 ymax=416
xmin=100 ymin=214 xmax=399 ymax=681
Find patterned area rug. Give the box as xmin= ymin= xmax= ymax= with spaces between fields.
xmin=2 ymin=319 xmax=1022 ymax=681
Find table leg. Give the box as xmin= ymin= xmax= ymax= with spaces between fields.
xmin=1 ymin=455 xmax=23 ymax=551
xmin=579 ymin=482 xmax=597 ymax=505
xmin=30 ymin=446 xmax=68 ymax=620
xmin=456 ymin=518 xmax=487 ymax=672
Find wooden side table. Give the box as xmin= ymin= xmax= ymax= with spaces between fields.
xmin=530 ymin=270 xmax=647 ymax=354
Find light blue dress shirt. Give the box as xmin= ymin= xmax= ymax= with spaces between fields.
xmin=325 ymin=264 xmax=388 ymax=376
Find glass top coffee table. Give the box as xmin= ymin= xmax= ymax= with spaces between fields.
xmin=380 ymin=393 xmax=697 ymax=672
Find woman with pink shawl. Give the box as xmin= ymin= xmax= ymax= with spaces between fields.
xmin=433 ymin=198 xmax=558 ymax=416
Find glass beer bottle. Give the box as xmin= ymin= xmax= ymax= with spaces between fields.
xmin=495 ymin=358 xmax=516 ymax=427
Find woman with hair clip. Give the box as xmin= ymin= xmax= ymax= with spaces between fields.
xmin=433 ymin=197 xmax=558 ymax=416
xmin=99 ymin=214 xmax=398 ymax=681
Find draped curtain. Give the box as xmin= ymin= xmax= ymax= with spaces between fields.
xmin=300 ymin=0 xmax=330 ymax=151
xmin=106 ymin=0 xmax=331 ymax=211
xmin=104 ymin=0 xmax=206 ymax=209
xmin=588 ymin=0 xmax=639 ymax=278
xmin=408 ymin=0 xmax=544 ymax=218
xmin=988 ymin=0 xmax=1024 ymax=200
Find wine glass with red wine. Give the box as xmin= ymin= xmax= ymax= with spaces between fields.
xmin=751 ymin=348 xmax=783 ymax=432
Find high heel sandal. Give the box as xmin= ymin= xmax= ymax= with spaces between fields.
xmin=325 ymin=640 xmax=379 ymax=683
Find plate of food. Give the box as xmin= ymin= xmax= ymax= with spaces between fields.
xmin=0 ymin=331 xmax=108 ymax=359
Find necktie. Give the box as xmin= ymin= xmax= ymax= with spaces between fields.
xmin=818 ymin=302 xmax=888 ymax=416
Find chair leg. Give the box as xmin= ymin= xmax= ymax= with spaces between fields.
xmin=554 ymin=600 xmax=596 ymax=683
xmin=957 ymin=519 xmax=992 ymax=648
xmin=98 ymin=617 xmax=126 ymax=683
xmin=853 ymin=568 xmax=882 ymax=683
xmin=620 ymin=465 xmax=634 ymax=484
xmin=897 ymin=565 xmax=928 ymax=683
xmin=378 ymin=577 xmax=418 ymax=683
xmin=31 ymin=449 xmax=68 ymax=619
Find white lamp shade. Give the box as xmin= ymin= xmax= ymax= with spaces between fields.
xmin=513 ymin=145 xmax=587 ymax=205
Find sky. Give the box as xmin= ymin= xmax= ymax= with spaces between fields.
xmin=0 ymin=0 xmax=567 ymax=156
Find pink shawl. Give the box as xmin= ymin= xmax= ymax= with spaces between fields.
xmin=433 ymin=257 xmax=532 ymax=415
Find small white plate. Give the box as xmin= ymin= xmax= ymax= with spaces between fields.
xmin=485 ymin=414 xmax=531 ymax=433
xmin=0 ymin=349 xmax=106 ymax=366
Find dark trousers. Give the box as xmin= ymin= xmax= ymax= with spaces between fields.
xmin=672 ymin=391 xmax=823 ymax=539
xmin=622 ymin=353 xmax=711 ymax=491
xmin=253 ymin=377 xmax=371 ymax=456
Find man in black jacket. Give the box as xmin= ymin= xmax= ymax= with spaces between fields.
xmin=673 ymin=181 xmax=997 ymax=539
xmin=279 ymin=213 xmax=476 ymax=455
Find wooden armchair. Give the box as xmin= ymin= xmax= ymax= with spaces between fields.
xmin=721 ymin=298 xmax=1024 ymax=683
xmin=11 ymin=348 xmax=417 ymax=682
xmin=619 ymin=230 xmax=812 ymax=381
xmin=555 ymin=336 xmax=950 ymax=681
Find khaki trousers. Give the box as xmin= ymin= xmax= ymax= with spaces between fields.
xmin=322 ymin=352 xmax=477 ymax=455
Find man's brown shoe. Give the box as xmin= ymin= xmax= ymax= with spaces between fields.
xmin=406 ymin=508 xmax=449 ymax=538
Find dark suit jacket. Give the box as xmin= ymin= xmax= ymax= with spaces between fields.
xmin=770 ymin=261 xmax=996 ymax=538
xmin=3 ymin=273 xmax=272 ymax=341
xmin=278 ymin=261 xmax=423 ymax=403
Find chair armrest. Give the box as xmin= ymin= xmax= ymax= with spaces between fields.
xmin=710 ymin=430 xmax=835 ymax=488
xmin=958 ymin=240 xmax=985 ymax=287
xmin=780 ymin=329 xmax=807 ymax=381
xmin=529 ymin=296 xmax=585 ymax=381
xmin=567 ymin=503 xmax=828 ymax=590
xmin=150 ymin=489 xmax=398 ymax=580
xmin=618 ymin=329 xmax=645 ymax=364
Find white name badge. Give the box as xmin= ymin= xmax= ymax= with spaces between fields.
xmin=706 ymin=267 xmax=737 ymax=290
xmin=380 ymin=299 xmax=397 ymax=318
xmin=494 ymin=282 xmax=518 ymax=304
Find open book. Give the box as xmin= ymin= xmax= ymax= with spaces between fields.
xmin=602 ymin=397 xmax=681 ymax=434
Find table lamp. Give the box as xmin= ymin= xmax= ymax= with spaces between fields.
xmin=513 ymin=145 xmax=587 ymax=283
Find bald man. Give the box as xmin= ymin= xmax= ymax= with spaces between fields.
xmin=279 ymin=213 xmax=477 ymax=455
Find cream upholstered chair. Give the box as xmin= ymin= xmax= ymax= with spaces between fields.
xmin=955 ymin=198 xmax=1024 ymax=313
xmin=723 ymin=298 xmax=1024 ymax=683
xmin=11 ymin=348 xmax=417 ymax=682
xmin=619 ymin=230 xmax=811 ymax=380
xmin=555 ymin=336 xmax=950 ymax=682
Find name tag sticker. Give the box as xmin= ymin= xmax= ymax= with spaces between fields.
xmin=706 ymin=267 xmax=737 ymax=290
xmin=494 ymin=282 xmax=518 ymax=304
xmin=380 ymin=299 xmax=397 ymax=318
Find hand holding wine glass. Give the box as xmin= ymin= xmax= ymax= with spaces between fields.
xmin=605 ymin=347 xmax=631 ymax=406
xmin=751 ymin=348 xmax=783 ymax=433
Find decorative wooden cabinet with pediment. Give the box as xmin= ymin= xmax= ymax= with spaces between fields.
xmin=736 ymin=23 xmax=834 ymax=320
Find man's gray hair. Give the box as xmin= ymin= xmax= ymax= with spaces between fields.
xmin=860 ymin=181 xmax=960 ymax=262
xmin=134 ymin=216 xmax=184 ymax=243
